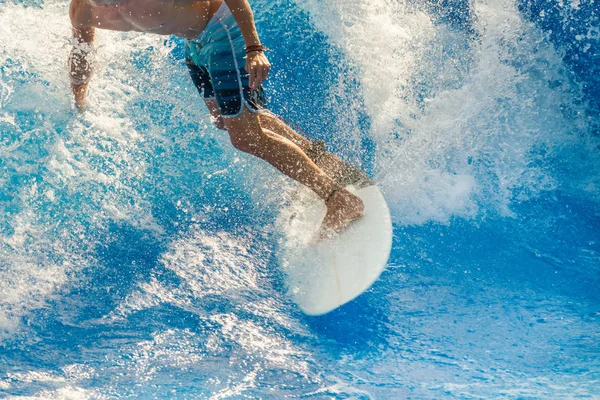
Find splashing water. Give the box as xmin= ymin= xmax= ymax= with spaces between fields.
xmin=1 ymin=0 xmax=599 ymax=397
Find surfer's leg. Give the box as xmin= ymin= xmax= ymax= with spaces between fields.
xmin=204 ymin=99 xmax=226 ymax=130
xmin=224 ymin=108 xmax=364 ymax=235
xmin=258 ymin=113 xmax=310 ymax=149
xmin=224 ymin=108 xmax=333 ymax=198
xmin=258 ymin=113 xmax=373 ymax=187
xmin=199 ymin=95 xmax=368 ymax=185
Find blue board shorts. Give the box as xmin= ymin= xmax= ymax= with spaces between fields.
xmin=184 ymin=2 xmax=267 ymax=117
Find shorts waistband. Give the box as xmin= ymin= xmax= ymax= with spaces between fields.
xmin=192 ymin=2 xmax=231 ymax=43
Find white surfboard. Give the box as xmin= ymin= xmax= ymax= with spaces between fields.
xmin=279 ymin=184 xmax=393 ymax=315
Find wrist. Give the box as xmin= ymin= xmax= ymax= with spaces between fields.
xmin=245 ymin=44 xmax=269 ymax=54
xmin=71 ymin=77 xmax=90 ymax=85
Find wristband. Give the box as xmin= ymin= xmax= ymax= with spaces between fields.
xmin=245 ymin=44 xmax=269 ymax=53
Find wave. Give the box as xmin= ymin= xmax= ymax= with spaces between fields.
xmin=0 ymin=0 xmax=598 ymax=397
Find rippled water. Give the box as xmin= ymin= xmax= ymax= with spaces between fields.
xmin=1 ymin=0 xmax=599 ymax=398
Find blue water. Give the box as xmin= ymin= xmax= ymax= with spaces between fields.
xmin=1 ymin=0 xmax=599 ymax=398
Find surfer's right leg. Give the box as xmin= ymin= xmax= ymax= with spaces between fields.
xmin=195 ymin=98 xmax=372 ymax=187
xmin=258 ymin=113 xmax=374 ymax=187
xmin=192 ymin=79 xmax=371 ymax=187
xmin=223 ymin=108 xmax=364 ymax=236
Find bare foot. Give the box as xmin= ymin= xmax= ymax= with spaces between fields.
xmin=319 ymin=189 xmax=365 ymax=240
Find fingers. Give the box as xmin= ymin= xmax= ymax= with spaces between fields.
xmin=250 ymin=63 xmax=270 ymax=88
xmin=258 ymin=62 xmax=270 ymax=85
xmin=72 ymin=84 xmax=87 ymax=112
xmin=249 ymin=63 xmax=258 ymax=89
xmin=247 ymin=53 xmax=271 ymax=89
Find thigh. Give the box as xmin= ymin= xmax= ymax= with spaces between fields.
xmin=223 ymin=107 xmax=262 ymax=136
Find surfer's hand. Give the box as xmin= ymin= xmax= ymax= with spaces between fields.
xmin=72 ymin=83 xmax=88 ymax=112
xmin=246 ymin=51 xmax=270 ymax=89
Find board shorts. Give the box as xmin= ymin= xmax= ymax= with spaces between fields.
xmin=184 ymin=2 xmax=267 ymax=117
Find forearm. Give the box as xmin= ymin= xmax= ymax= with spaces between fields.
xmin=69 ymin=43 xmax=93 ymax=86
xmin=224 ymin=0 xmax=261 ymax=47
xmin=68 ymin=25 xmax=95 ymax=109
xmin=69 ymin=47 xmax=93 ymax=110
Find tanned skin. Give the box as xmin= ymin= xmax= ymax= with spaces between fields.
xmin=68 ymin=0 xmax=365 ymax=237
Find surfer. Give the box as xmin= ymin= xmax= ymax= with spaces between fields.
xmin=68 ymin=0 xmax=365 ymax=237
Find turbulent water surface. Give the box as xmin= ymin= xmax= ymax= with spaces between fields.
xmin=0 ymin=0 xmax=599 ymax=398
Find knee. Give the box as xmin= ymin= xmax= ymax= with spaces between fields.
xmin=227 ymin=126 xmax=262 ymax=154
xmin=223 ymin=110 xmax=266 ymax=154
xmin=229 ymin=131 xmax=252 ymax=153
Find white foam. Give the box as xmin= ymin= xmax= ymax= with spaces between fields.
xmin=5 ymin=386 xmax=97 ymax=400
xmin=295 ymin=0 xmax=588 ymax=224
xmin=0 ymin=0 xmax=210 ymax=337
